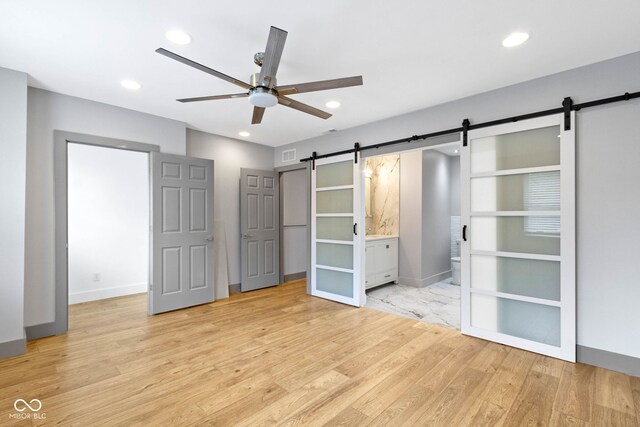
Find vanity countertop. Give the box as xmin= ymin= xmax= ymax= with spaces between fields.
xmin=365 ymin=234 xmax=399 ymax=241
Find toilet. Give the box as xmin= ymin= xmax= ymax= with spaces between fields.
xmin=451 ymin=257 xmax=461 ymax=285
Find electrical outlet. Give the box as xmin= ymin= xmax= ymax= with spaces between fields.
xmin=93 ymin=273 xmax=101 ymax=282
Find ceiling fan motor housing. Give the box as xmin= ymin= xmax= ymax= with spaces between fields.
xmin=249 ymin=73 xmax=278 ymax=108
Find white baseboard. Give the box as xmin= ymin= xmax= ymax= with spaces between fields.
xmin=69 ymin=282 xmax=147 ymax=304
xmin=399 ymin=270 xmax=452 ymax=288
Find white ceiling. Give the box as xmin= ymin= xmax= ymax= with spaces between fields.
xmin=2 ymin=1 xmax=639 ymax=147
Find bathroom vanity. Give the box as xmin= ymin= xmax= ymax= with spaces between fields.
xmin=365 ymin=235 xmax=399 ymax=289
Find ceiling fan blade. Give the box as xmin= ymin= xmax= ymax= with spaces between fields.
xmin=276 ymin=76 xmax=363 ymax=96
xmin=177 ymin=93 xmax=249 ymax=103
xmin=278 ymin=96 xmax=332 ymax=120
xmin=258 ymin=27 xmax=288 ymax=88
xmin=252 ymin=106 xmax=266 ymax=124
xmin=156 ymin=48 xmax=253 ymax=90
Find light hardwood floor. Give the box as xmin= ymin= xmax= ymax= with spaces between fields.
xmin=1 ymin=280 xmax=638 ymax=426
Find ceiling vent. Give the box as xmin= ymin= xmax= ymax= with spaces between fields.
xmin=282 ymin=149 xmax=296 ymax=163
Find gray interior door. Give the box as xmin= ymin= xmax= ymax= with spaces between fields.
xmin=149 ymin=153 xmax=215 ymax=314
xmin=240 ymin=168 xmax=280 ymax=291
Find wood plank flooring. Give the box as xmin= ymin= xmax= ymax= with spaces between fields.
xmin=1 ymin=280 xmax=638 ymax=426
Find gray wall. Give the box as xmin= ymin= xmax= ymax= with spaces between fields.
xmin=398 ymin=151 xmax=423 ymax=286
xmin=0 ymin=67 xmax=27 ymax=349
xmin=398 ymin=150 xmax=453 ymax=286
xmin=577 ymin=102 xmax=640 ymax=357
xmin=277 ymin=51 xmax=640 ymax=359
xmin=281 ymin=169 xmax=308 ymax=276
xmin=186 ymin=129 xmax=275 ymax=285
xmin=24 ymin=88 xmax=186 ymax=327
xmin=449 ymin=157 xmax=460 ymax=216
xmin=421 ymin=150 xmax=452 ymax=283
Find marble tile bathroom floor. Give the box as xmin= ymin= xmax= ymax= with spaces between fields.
xmin=365 ymin=279 xmax=461 ymax=330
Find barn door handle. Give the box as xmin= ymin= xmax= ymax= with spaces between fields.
xmin=462 ymin=225 xmax=468 ymax=242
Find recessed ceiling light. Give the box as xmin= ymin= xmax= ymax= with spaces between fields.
xmin=325 ymin=101 xmax=341 ymax=109
xmin=502 ymin=32 xmax=530 ymax=48
xmin=120 ymin=79 xmax=141 ymax=90
xmin=166 ymin=30 xmax=192 ymax=45
xmin=238 ymin=131 xmax=250 ymax=137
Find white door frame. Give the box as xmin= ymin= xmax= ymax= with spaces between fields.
xmin=460 ymin=113 xmax=576 ymax=362
xmin=51 ymin=131 xmax=159 ymax=337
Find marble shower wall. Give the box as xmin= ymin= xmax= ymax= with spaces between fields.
xmin=365 ymin=155 xmax=400 ymax=235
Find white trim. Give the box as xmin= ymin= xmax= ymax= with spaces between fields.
xmin=471 ymin=165 xmax=560 ymax=178
xmin=461 ymin=113 xmax=576 ymax=362
xmin=311 ymin=153 xmax=362 ymax=307
xmin=316 ymin=213 xmax=354 ymax=217
xmin=470 ymin=288 xmax=561 ymax=307
xmin=316 ymin=239 xmax=354 ymax=245
xmin=470 ymin=250 xmax=561 ymax=262
xmin=461 ymin=129 xmax=471 ymax=346
xmin=357 ymin=156 xmax=367 ymax=307
xmin=464 ymin=325 xmax=572 ymax=362
xmin=315 ymin=185 xmax=354 ymax=192
xmin=560 ymin=111 xmax=576 ymax=362
xmin=316 ymin=264 xmax=354 ymax=274
xmin=312 ymin=289 xmax=360 ymax=306
xmin=471 ymin=211 xmax=560 ymax=217
xmin=69 ymin=282 xmax=147 ymax=304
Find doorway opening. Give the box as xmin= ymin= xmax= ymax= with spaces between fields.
xmin=53 ymin=131 xmax=159 ymax=334
xmin=54 ymin=132 xmax=217 ymax=333
xmin=67 ymin=143 xmax=149 ymax=305
xmin=279 ymin=167 xmax=309 ymax=284
xmin=361 ymin=141 xmax=462 ymax=329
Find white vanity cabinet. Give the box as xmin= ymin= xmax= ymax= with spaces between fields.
xmin=365 ymin=236 xmax=399 ymax=289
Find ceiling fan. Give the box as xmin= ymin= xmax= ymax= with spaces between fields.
xmin=156 ymin=26 xmax=363 ymax=125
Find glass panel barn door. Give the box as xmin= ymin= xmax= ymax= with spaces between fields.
xmin=461 ymin=113 xmax=576 ymax=362
xmin=311 ymin=153 xmax=362 ymax=306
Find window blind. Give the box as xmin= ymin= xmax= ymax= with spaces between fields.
xmin=524 ymin=171 xmax=560 ymax=235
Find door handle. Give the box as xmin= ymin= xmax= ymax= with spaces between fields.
xmin=204 ymin=235 xmax=214 ymax=242
xmin=353 ymin=223 xmax=358 ymax=236
xmin=462 ymin=225 xmax=468 ymax=242
xmin=241 ymin=234 xmax=255 ymax=239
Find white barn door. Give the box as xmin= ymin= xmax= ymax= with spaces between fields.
xmin=461 ymin=113 xmax=576 ymax=361
xmin=311 ymin=153 xmax=363 ymax=306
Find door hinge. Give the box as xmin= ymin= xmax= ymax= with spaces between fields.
xmin=149 ymin=283 xmax=153 ymax=291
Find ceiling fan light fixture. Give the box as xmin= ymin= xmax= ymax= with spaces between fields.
xmin=249 ymin=89 xmax=278 ymax=108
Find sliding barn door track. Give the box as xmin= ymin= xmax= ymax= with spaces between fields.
xmin=300 ymin=90 xmax=640 ymax=164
